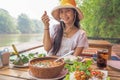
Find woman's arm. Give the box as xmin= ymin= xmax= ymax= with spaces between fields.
xmin=73 ymin=47 xmax=84 ymax=56
xmin=73 ymin=30 xmax=88 ymax=56
xmin=43 ymin=29 xmax=52 ymax=52
xmin=41 ymin=11 xmax=52 ymax=52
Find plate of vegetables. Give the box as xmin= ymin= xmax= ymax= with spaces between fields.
xmin=64 ymin=60 xmax=108 ymax=80
xmin=10 ymin=52 xmax=46 ymax=68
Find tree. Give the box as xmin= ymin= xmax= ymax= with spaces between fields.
xmin=17 ymin=14 xmax=33 ymax=33
xmin=76 ymin=0 xmax=120 ymax=38
xmin=0 ymin=9 xmax=18 ymax=34
xmin=32 ymin=20 xmax=44 ymax=33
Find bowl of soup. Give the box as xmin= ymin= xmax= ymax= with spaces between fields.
xmin=29 ymin=56 xmax=65 ymax=79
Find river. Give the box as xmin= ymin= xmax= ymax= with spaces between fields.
xmin=0 ymin=34 xmax=43 ymax=48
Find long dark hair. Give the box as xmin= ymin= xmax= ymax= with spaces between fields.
xmin=51 ymin=8 xmax=80 ymax=55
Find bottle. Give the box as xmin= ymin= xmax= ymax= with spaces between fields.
xmin=2 ymin=48 xmax=10 ymax=66
xmin=0 ymin=51 xmax=3 ymax=68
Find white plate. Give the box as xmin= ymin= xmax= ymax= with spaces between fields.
xmin=87 ymin=70 xmax=108 ymax=80
xmin=29 ymin=69 xmax=68 ymax=80
xmin=66 ymin=70 xmax=108 ymax=80
xmin=12 ymin=63 xmax=28 ymax=68
xmin=64 ymin=55 xmax=84 ymax=64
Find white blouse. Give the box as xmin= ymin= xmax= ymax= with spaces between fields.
xmin=48 ymin=24 xmax=89 ymax=56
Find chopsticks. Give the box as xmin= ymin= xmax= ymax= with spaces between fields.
xmin=12 ymin=44 xmax=19 ymax=57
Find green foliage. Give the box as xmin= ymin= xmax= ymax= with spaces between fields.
xmin=17 ymin=14 xmax=33 ymax=33
xmin=32 ymin=20 xmax=44 ymax=33
xmin=76 ymin=0 xmax=120 ymax=38
xmin=1 ymin=0 xmax=120 ymax=37
xmin=0 ymin=9 xmax=19 ymax=34
xmin=0 ymin=8 xmax=43 ymax=34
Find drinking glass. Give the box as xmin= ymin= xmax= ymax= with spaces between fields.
xmin=96 ymin=50 xmax=108 ymax=69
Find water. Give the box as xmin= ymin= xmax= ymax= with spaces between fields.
xmin=0 ymin=34 xmax=43 ymax=47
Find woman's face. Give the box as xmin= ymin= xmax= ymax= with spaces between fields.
xmin=59 ymin=8 xmax=75 ymax=24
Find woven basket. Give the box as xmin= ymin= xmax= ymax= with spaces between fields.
xmin=29 ymin=56 xmax=65 ymax=78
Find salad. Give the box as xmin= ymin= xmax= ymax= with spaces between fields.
xmin=64 ymin=60 xmax=105 ymax=80
xmin=10 ymin=52 xmax=46 ymax=66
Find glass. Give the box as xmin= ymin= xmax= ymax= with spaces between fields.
xmin=96 ymin=50 xmax=108 ymax=69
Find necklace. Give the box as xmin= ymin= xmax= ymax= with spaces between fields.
xmin=61 ymin=21 xmax=75 ymax=37
xmin=63 ymin=27 xmax=74 ymax=37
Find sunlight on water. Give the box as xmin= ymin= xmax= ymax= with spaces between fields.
xmin=0 ymin=34 xmax=43 ymax=47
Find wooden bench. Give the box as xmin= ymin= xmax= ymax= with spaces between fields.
xmin=88 ymin=40 xmax=113 ymax=59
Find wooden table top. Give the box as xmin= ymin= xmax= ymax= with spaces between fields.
xmin=0 ymin=60 xmax=120 ymax=80
xmin=88 ymin=40 xmax=113 ymax=47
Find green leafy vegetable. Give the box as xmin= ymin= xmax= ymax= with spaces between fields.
xmin=21 ymin=55 xmax=29 ymax=63
xmin=38 ymin=53 xmax=46 ymax=57
xmin=11 ymin=52 xmax=46 ymax=65
xmin=64 ymin=60 xmax=93 ymax=79
xmin=64 ymin=74 xmax=70 ymax=80
xmin=28 ymin=53 xmax=35 ymax=59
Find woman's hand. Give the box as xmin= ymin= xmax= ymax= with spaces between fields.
xmin=41 ymin=11 xmax=50 ymax=28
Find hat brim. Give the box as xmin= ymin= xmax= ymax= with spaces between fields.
xmin=51 ymin=5 xmax=83 ymax=22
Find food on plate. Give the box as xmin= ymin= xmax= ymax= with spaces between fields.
xmin=28 ymin=53 xmax=46 ymax=60
xmin=29 ymin=56 xmax=65 ymax=78
xmin=11 ymin=54 xmax=29 ymax=65
xmin=64 ymin=60 xmax=105 ymax=80
xmin=10 ymin=52 xmax=46 ymax=66
xmin=33 ymin=59 xmax=63 ymax=68
xmin=90 ymin=70 xmax=105 ymax=79
xmin=64 ymin=55 xmax=83 ymax=64
xmin=69 ymin=70 xmax=105 ymax=80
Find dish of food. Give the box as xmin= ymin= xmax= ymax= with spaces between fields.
xmin=68 ymin=70 xmax=107 ymax=80
xmin=29 ymin=69 xmax=68 ymax=80
xmin=64 ymin=55 xmax=84 ymax=64
xmin=32 ymin=59 xmax=63 ymax=68
xmin=64 ymin=60 xmax=108 ymax=80
xmin=10 ymin=53 xmax=46 ymax=68
xmin=29 ymin=57 xmax=65 ymax=79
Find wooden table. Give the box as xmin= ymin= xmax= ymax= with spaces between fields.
xmin=88 ymin=40 xmax=113 ymax=59
xmin=0 ymin=60 xmax=120 ymax=80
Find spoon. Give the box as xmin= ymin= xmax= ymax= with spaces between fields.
xmin=54 ymin=50 xmax=74 ymax=62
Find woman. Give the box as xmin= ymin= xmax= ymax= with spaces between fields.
xmin=41 ymin=0 xmax=88 ymax=56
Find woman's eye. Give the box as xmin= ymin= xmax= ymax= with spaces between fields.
xmin=60 ymin=11 xmax=63 ymax=13
xmin=67 ymin=9 xmax=70 ymax=12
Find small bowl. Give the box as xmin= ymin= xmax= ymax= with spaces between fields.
xmin=29 ymin=56 xmax=65 ymax=79
xmin=64 ymin=55 xmax=84 ymax=64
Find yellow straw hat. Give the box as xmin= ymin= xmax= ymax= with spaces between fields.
xmin=51 ymin=0 xmax=83 ymax=21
